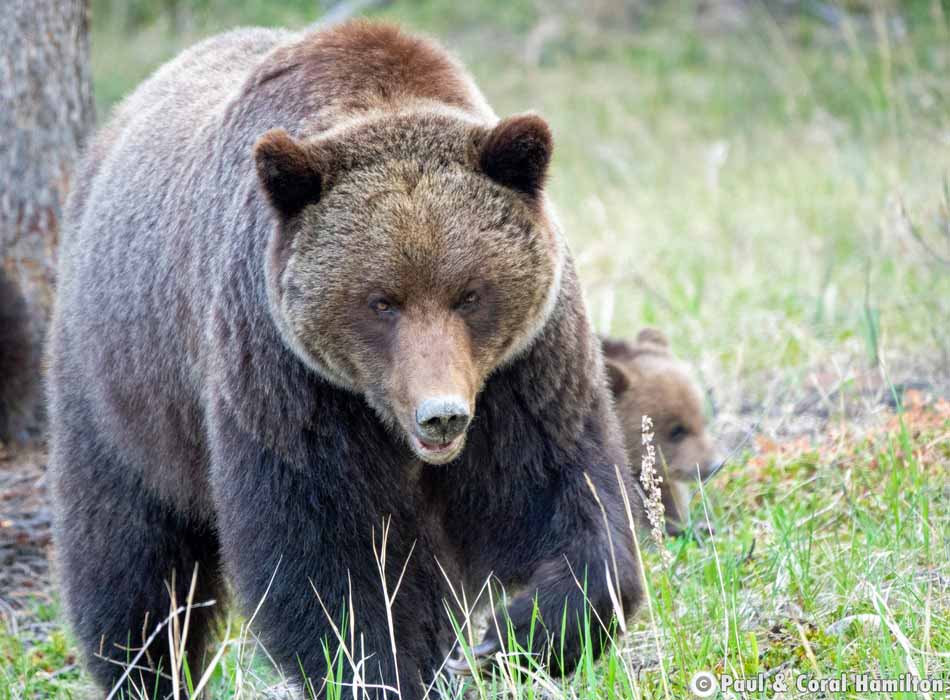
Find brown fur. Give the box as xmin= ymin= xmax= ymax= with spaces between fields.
xmin=254 ymin=110 xmax=563 ymax=463
xmin=255 ymin=20 xmax=491 ymax=114
xmin=603 ymin=329 xmax=720 ymax=536
xmin=479 ymin=113 xmax=552 ymax=197
xmin=49 ymin=20 xmax=642 ymax=698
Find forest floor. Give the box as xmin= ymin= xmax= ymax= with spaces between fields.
xmin=4 ymin=1 xmax=950 ymax=698
xmin=0 ymin=443 xmax=54 ymax=646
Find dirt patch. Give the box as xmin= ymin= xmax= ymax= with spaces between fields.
xmin=0 ymin=441 xmax=54 ymax=641
xmin=709 ymin=357 xmax=950 ymax=460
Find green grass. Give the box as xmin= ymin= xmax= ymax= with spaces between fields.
xmin=0 ymin=626 xmax=80 ymax=699
xmin=5 ymin=1 xmax=948 ymax=698
xmin=5 ymin=402 xmax=948 ymax=698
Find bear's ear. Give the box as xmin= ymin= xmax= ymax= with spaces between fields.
xmin=254 ymin=129 xmax=323 ymax=218
xmin=636 ymin=328 xmax=670 ymax=349
xmin=604 ymin=358 xmax=630 ymax=397
xmin=601 ymin=335 xmax=636 ymax=361
xmin=479 ymin=114 xmax=553 ymax=198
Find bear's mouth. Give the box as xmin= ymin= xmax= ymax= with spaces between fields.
xmin=409 ymin=432 xmax=465 ymax=465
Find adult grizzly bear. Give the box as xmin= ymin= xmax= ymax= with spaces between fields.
xmin=48 ymin=20 xmax=642 ymax=699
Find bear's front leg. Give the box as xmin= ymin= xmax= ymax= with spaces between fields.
xmin=480 ymin=463 xmax=642 ymax=676
xmin=442 ymin=362 xmax=646 ymax=678
xmin=208 ymin=406 xmax=454 ymax=700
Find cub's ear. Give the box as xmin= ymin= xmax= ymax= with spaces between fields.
xmin=601 ymin=335 xmax=636 ymax=361
xmin=636 ymin=328 xmax=670 ymax=349
xmin=604 ymin=358 xmax=630 ymax=397
xmin=254 ymin=129 xmax=323 ymax=218
xmin=479 ymin=114 xmax=553 ymax=198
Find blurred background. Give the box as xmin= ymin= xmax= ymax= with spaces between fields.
xmin=1 ymin=2 xmax=949 ymax=697
xmin=5 ymin=0 xmax=949 ymax=439
xmin=87 ymin=0 xmax=950 ymax=430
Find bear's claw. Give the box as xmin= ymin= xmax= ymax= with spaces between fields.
xmin=444 ymin=639 xmax=499 ymax=676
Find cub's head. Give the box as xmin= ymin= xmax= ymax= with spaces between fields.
xmin=602 ymin=329 xmax=719 ymax=484
xmin=254 ymin=112 xmax=563 ymax=464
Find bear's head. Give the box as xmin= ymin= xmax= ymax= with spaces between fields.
xmin=254 ymin=112 xmax=564 ymax=465
xmin=602 ymin=329 xmax=720 ymax=485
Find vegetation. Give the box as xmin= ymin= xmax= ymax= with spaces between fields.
xmin=3 ymin=1 xmax=949 ymax=698
xmin=4 ymin=396 xmax=947 ymax=698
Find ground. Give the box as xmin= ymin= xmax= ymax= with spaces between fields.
xmin=2 ymin=1 xmax=949 ymax=698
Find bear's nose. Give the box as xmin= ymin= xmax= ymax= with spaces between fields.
xmin=415 ymin=396 xmax=471 ymax=443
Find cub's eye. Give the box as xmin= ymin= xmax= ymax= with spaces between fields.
xmin=370 ymin=298 xmax=397 ymax=316
xmin=456 ymin=290 xmax=479 ymax=311
xmin=669 ymin=424 xmax=688 ymax=443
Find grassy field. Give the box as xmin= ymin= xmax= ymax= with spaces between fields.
xmin=3 ymin=1 xmax=949 ymax=698
xmin=4 ymin=404 xmax=948 ymax=699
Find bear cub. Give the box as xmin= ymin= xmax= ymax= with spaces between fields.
xmin=602 ymin=329 xmax=721 ymax=536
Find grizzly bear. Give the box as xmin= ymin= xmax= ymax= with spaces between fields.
xmin=602 ymin=329 xmax=721 ymax=536
xmin=48 ymin=20 xmax=643 ymax=699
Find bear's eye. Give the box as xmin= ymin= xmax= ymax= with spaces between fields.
xmin=455 ymin=290 xmax=479 ymax=311
xmin=669 ymin=424 xmax=688 ymax=442
xmin=370 ymin=298 xmax=397 ymax=316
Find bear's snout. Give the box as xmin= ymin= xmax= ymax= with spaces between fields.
xmin=416 ymin=396 xmax=471 ymax=443
xmin=410 ymin=395 xmax=472 ymax=465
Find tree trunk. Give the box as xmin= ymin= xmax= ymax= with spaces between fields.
xmin=0 ymin=0 xmax=94 ymax=437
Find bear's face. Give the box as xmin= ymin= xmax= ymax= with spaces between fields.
xmin=254 ymin=113 xmax=563 ymax=464
xmin=603 ymin=330 xmax=719 ymax=484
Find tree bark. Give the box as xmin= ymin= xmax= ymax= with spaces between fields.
xmin=0 ymin=0 xmax=94 ymax=436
